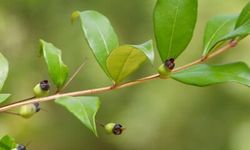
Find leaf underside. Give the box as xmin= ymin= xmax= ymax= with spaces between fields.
xmin=55 ymin=96 xmax=101 ymax=136
xmin=203 ymin=15 xmax=238 ymax=56
xmin=171 ymin=62 xmax=250 ymax=87
xmin=106 ymin=45 xmax=147 ymax=83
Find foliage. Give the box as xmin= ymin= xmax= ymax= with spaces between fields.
xmin=0 ymin=1 xmax=250 ymax=149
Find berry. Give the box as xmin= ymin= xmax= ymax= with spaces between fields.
xmin=33 ymin=80 xmax=50 ymax=97
xmin=19 ymin=103 xmax=40 ymax=118
xmin=158 ymin=64 xmax=170 ymax=79
xmin=105 ymin=123 xmax=124 ymax=135
xmin=16 ymin=144 xmax=26 ymax=150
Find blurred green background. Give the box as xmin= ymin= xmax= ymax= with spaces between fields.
xmin=0 ymin=0 xmax=250 ymax=150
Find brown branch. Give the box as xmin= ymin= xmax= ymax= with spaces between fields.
xmin=0 ymin=40 xmax=237 ymax=112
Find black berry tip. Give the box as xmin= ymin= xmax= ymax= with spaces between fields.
xmin=17 ymin=144 xmax=26 ymax=150
xmin=112 ymin=124 xmax=124 ymax=135
xmin=40 ymin=80 xmax=50 ymax=91
xmin=164 ymin=58 xmax=175 ymax=70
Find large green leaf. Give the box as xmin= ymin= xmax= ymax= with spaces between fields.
xmin=55 ymin=96 xmax=101 ymax=136
xmin=106 ymin=45 xmax=148 ymax=84
xmin=171 ymin=62 xmax=250 ymax=87
xmin=154 ymin=0 xmax=198 ymax=61
xmin=203 ymin=15 xmax=238 ymax=56
xmin=77 ymin=10 xmax=119 ymax=76
xmin=235 ymin=2 xmax=250 ymax=28
xmin=40 ymin=40 xmax=69 ymax=89
xmin=0 ymin=53 xmax=8 ymax=91
xmin=0 ymin=94 xmax=10 ymax=105
xmin=0 ymin=135 xmax=16 ymax=150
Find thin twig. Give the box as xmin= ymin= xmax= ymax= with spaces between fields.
xmin=2 ymin=111 xmax=21 ymax=117
xmin=60 ymin=59 xmax=88 ymax=92
xmin=0 ymin=40 xmax=237 ymax=112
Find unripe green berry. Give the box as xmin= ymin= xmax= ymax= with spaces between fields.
xmin=33 ymin=80 xmax=50 ymax=97
xmin=158 ymin=64 xmax=170 ymax=79
xmin=19 ymin=103 xmax=40 ymax=119
xmin=105 ymin=123 xmax=124 ymax=135
xmin=158 ymin=58 xmax=175 ymax=79
xmin=105 ymin=123 xmax=116 ymax=134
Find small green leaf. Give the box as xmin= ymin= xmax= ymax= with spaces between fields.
xmin=40 ymin=40 xmax=69 ymax=89
xmin=235 ymin=2 xmax=250 ymax=28
xmin=171 ymin=62 xmax=250 ymax=87
xmin=203 ymin=15 xmax=238 ymax=56
xmin=106 ymin=45 xmax=147 ymax=83
xmin=221 ymin=20 xmax=250 ymax=40
xmin=55 ymin=96 xmax=101 ymax=136
xmin=221 ymin=2 xmax=250 ymax=40
xmin=154 ymin=0 xmax=198 ymax=61
xmin=133 ymin=40 xmax=154 ymax=64
xmin=0 ymin=135 xmax=16 ymax=150
xmin=0 ymin=53 xmax=8 ymax=91
xmin=0 ymin=94 xmax=10 ymax=104
xmin=77 ymin=10 xmax=119 ymax=77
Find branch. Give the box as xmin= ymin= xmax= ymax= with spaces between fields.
xmin=0 ymin=40 xmax=237 ymax=112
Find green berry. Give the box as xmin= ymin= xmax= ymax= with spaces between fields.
xmin=33 ymin=80 xmax=50 ymax=97
xmin=105 ymin=123 xmax=116 ymax=134
xmin=158 ymin=64 xmax=170 ymax=79
xmin=105 ymin=123 xmax=124 ymax=135
xmin=19 ymin=103 xmax=40 ymax=119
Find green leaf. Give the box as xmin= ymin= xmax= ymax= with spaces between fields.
xmin=0 ymin=53 xmax=8 ymax=91
xmin=0 ymin=135 xmax=16 ymax=150
xmin=221 ymin=20 xmax=250 ymax=40
xmin=235 ymin=2 xmax=250 ymax=28
xmin=78 ymin=10 xmax=119 ymax=77
xmin=220 ymin=2 xmax=250 ymax=40
xmin=0 ymin=94 xmax=10 ymax=104
xmin=40 ymin=40 xmax=69 ymax=89
xmin=106 ymin=45 xmax=148 ymax=83
xmin=132 ymin=40 xmax=154 ymax=64
xmin=55 ymin=96 xmax=101 ymax=136
xmin=171 ymin=62 xmax=250 ymax=87
xmin=203 ymin=15 xmax=238 ymax=56
xmin=154 ymin=0 xmax=198 ymax=61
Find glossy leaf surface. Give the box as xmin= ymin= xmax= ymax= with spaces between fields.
xmin=154 ymin=0 xmax=198 ymax=61
xmin=40 ymin=40 xmax=69 ymax=89
xmin=78 ymin=10 xmax=119 ymax=76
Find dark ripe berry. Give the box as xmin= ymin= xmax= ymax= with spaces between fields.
xmin=17 ymin=144 xmax=26 ymax=150
xmin=164 ymin=58 xmax=175 ymax=70
xmin=112 ymin=124 xmax=123 ymax=135
xmin=40 ymin=80 xmax=50 ymax=91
